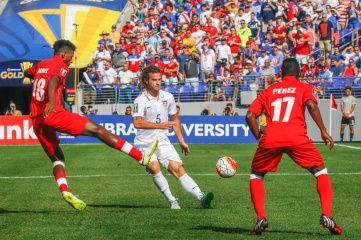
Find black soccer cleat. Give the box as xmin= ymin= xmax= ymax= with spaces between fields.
xmin=320 ymin=214 xmax=343 ymax=235
xmin=250 ymin=217 xmax=268 ymax=235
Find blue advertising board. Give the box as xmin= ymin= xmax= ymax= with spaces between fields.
xmin=57 ymin=116 xmax=257 ymax=144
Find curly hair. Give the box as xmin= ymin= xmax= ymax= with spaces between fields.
xmin=138 ymin=65 xmax=162 ymax=92
xmin=53 ymin=39 xmax=76 ymax=55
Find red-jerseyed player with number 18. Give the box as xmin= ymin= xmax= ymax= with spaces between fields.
xmin=24 ymin=39 xmax=158 ymax=211
xmin=246 ymin=58 xmax=342 ymax=235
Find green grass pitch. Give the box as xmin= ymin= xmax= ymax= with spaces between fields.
xmin=0 ymin=143 xmax=360 ymax=239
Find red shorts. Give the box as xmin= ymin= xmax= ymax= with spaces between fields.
xmin=252 ymin=142 xmax=324 ymax=173
xmin=32 ymin=110 xmax=88 ymax=156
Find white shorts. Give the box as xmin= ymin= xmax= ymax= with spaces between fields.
xmin=135 ymin=137 xmax=182 ymax=170
xmin=296 ymin=54 xmax=308 ymax=65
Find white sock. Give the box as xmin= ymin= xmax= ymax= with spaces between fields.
xmin=152 ymin=172 xmax=176 ymax=202
xmin=179 ymin=174 xmax=204 ymax=201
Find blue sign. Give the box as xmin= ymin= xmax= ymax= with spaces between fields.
xmin=57 ymin=116 xmax=258 ymax=144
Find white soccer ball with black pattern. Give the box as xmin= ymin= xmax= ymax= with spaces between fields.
xmin=216 ymin=157 xmax=238 ymax=178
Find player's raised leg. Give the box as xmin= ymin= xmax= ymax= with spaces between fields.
xmin=81 ymin=119 xmax=158 ymax=166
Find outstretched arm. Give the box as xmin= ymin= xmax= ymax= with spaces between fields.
xmin=306 ymin=99 xmax=334 ymax=150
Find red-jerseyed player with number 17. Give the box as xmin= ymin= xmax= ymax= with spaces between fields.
xmin=246 ymin=58 xmax=342 ymax=235
xmin=24 ymin=39 xmax=158 ymax=211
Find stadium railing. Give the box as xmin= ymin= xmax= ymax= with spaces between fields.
xmin=77 ymin=76 xmax=361 ymax=106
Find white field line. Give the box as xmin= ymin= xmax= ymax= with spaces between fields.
xmin=334 ymin=143 xmax=361 ymax=150
xmin=0 ymin=172 xmax=360 ymax=179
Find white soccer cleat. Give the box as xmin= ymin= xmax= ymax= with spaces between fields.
xmin=169 ymin=199 xmax=181 ymax=209
xmin=62 ymin=192 xmax=86 ymax=211
xmin=139 ymin=139 xmax=159 ymax=166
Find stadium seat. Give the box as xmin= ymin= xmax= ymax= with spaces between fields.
xmin=164 ymin=85 xmax=179 ymax=95
xmin=324 ymin=82 xmax=334 ymax=88
xmin=353 ymin=87 xmax=361 ymax=97
xmin=179 ymin=85 xmax=193 ymax=102
xmin=193 ymin=84 xmax=208 ymax=101
xmin=340 ymin=29 xmax=353 ymax=45
xmin=225 ymin=85 xmax=234 ymax=99
xmin=329 ymin=87 xmax=343 ymax=98
xmin=240 ymin=84 xmax=250 ymax=91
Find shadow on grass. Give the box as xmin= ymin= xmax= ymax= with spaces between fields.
xmin=191 ymin=226 xmax=326 ymax=236
xmin=191 ymin=226 xmax=249 ymax=234
xmin=87 ymin=204 xmax=161 ymax=209
xmin=0 ymin=208 xmax=69 ymax=214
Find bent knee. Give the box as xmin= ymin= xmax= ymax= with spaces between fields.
xmin=168 ymin=161 xmax=185 ymax=178
xmin=147 ymin=161 xmax=161 ymax=174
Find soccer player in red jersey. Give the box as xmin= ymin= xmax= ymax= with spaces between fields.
xmin=246 ymin=58 xmax=342 ymax=235
xmin=24 ymin=39 xmax=158 ymax=211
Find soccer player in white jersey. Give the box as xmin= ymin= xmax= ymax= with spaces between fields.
xmin=132 ymin=65 xmax=214 ymax=209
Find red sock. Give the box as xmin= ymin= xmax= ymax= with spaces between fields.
xmin=250 ymin=178 xmax=266 ymax=221
xmin=55 ymin=172 xmax=69 ymax=193
xmin=316 ymin=174 xmax=333 ymax=217
xmin=114 ymin=138 xmax=142 ymax=161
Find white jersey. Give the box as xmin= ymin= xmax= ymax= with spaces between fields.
xmin=133 ymin=90 xmax=177 ymax=145
xmin=216 ymin=44 xmax=231 ymax=61
xmin=101 ymin=68 xmax=117 ymax=87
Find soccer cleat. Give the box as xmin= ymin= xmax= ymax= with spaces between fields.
xmin=250 ymin=217 xmax=268 ymax=235
xmin=139 ymin=139 xmax=159 ymax=166
xmin=169 ymin=199 xmax=181 ymax=209
xmin=62 ymin=192 xmax=86 ymax=211
xmin=320 ymin=214 xmax=342 ymax=235
xmin=200 ymin=192 xmax=214 ymax=209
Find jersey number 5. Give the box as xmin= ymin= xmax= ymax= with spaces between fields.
xmin=271 ymin=97 xmax=295 ymax=122
xmin=32 ymin=78 xmax=46 ymax=101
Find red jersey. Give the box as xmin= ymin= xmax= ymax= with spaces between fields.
xmin=149 ymin=60 xmax=165 ymax=71
xmin=121 ymin=25 xmax=134 ymax=35
xmin=273 ymin=25 xmax=287 ymax=45
xmin=227 ymin=35 xmax=242 ymax=54
xmin=203 ymin=26 xmax=218 ymax=38
xmin=287 ymin=2 xmax=298 ymax=21
xmin=293 ymin=33 xmax=310 ymax=55
xmin=165 ymin=62 xmax=178 ymax=78
xmin=27 ymin=55 xmax=68 ymax=117
xmin=248 ymin=76 xmax=317 ymax=148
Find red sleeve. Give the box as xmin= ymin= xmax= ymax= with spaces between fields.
xmin=303 ymin=84 xmax=318 ymax=104
xmin=248 ymin=90 xmax=266 ymax=117
xmin=51 ymin=62 xmax=69 ymax=86
xmin=27 ymin=65 xmax=37 ymax=76
xmin=301 ymin=65 xmax=308 ymax=74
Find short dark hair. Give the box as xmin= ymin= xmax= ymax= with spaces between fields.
xmin=281 ymin=58 xmax=300 ymax=78
xmin=345 ymin=86 xmax=353 ymax=91
xmin=53 ymin=39 xmax=76 ymax=55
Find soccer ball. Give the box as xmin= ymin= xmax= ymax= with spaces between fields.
xmin=216 ymin=157 xmax=238 ymax=178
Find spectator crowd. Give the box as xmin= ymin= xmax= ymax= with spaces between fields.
xmin=81 ymin=0 xmax=361 ymax=104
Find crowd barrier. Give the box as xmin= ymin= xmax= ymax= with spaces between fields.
xmin=0 ymin=116 xmax=257 ymax=145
